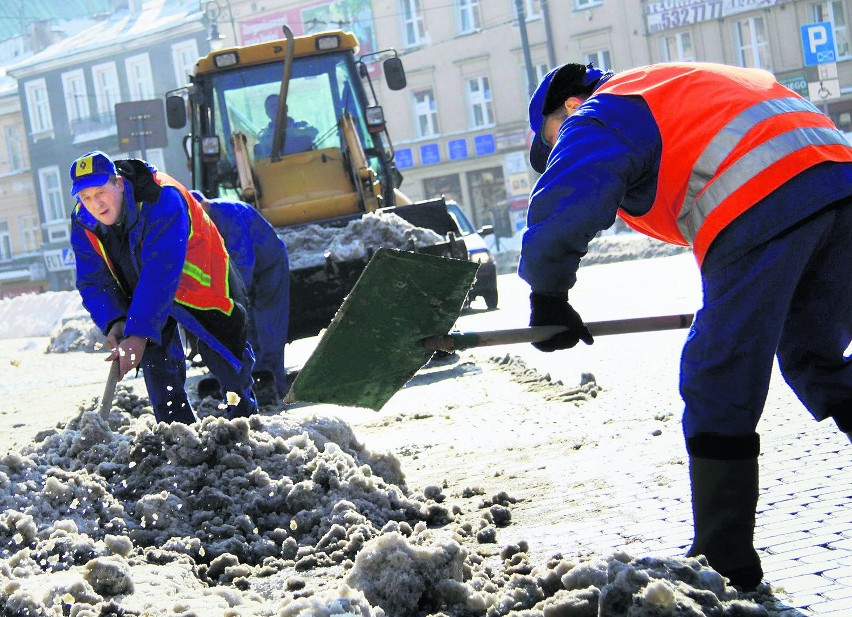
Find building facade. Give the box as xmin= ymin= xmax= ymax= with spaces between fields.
xmin=7 ymin=0 xmax=210 ymax=290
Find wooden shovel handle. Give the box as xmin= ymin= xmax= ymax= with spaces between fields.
xmin=99 ymin=360 xmax=120 ymax=419
xmin=421 ymin=313 xmax=694 ymax=352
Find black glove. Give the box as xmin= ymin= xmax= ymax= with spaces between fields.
xmin=529 ymin=292 xmax=594 ymax=352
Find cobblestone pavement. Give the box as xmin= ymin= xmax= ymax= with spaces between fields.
xmin=454 ymin=256 xmax=852 ymax=616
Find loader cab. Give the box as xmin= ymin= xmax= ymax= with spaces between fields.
xmin=167 ymin=31 xmax=404 ymax=226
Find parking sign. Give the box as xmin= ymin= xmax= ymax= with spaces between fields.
xmin=801 ymin=22 xmax=836 ymax=66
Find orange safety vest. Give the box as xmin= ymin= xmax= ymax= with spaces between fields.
xmin=82 ymin=171 xmax=234 ymax=315
xmin=596 ymin=62 xmax=852 ymax=265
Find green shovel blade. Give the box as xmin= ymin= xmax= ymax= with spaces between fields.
xmin=285 ymin=247 xmax=479 ymax=410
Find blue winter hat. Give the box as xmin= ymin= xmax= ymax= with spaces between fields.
xmin=528 ymin=63 xmax=611 ymax=174
xmin=69 ymin=151 xmax=117 ymax=196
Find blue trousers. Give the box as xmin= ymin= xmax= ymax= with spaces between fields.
xmin=141 ymin=319 xmax=257 ymax=423
xmin=681 ymin=197 xmax=852 ymax=438
xmin=247 ymin=255 xmax=290 ymax=397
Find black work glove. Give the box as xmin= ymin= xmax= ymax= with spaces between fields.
xmin=529 ymin=292 xmax=594 ymax=352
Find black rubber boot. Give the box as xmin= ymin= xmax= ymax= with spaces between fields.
xmin=252 ymin=370 xmax=280 ymax=407
xmin=686 ymin=433 xmax=763 ymax=591
xmin=197 ymin=376 xmax=222 ymax=400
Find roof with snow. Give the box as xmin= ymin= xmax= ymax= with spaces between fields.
xmin=7 ymin=0 xmax=202 ymax=74
xmin=0 ymin=0 xmax=111 ymax=43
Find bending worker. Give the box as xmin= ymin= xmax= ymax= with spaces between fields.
xmin=69 ymin=151 xmax=258 ymax=422
xmin=522 ymin=62 xmax=852 ymax=590
xmin=191 ymin=191 xmax=290 ymax=405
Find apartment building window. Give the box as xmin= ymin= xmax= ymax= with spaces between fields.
xmin=734 ymin=16 xmax=770 ymax=70
xmin=661 ymin=31 xmax=695 ymax=61
xmin=584 ymin=50 xmax=612 ymax=71
xmin=467 ymin=76 xmax=494 ymax=128
xmin=62 ymin=69 xmax=91 ymax=128
xmin=401 ymin=0 xmax=426 ymax=47
xmin=413 ymin=89 xmax=439 ymax=137
xmin=92 ymin=62 xmax=121 ymax=124
xmin=24 ymin=79 xmax=52 ymax=134
xmin=811 ymin=1 xmax=850 ymax=57
xmin=39 ymin=167 xmax=67 ymax=223
xmin=126 ymin=53 xmax=155 ymax=100
xmin=0 ymin=221 xmax=11 ymax=260
xmin=19 ymin=215 xmax=39 ymax=253
xmin=514 ymin=0 xmax=541 ymax=20
xmin=575 ymin=0 xmax=602 ymax=8
xmin=4 ymin=125 xmax=24 ymax=172
xmin=525 ymin=62 xmax=550 ymax=96
xmin=172 ymin=40 xmax=200 ymax=87
xmin=458 ymin=0 xmax=480 ymax=34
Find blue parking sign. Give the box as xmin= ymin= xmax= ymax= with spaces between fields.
xmin=801 ymin=22 xmax=836 ymax=66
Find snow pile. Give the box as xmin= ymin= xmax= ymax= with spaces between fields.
xmin=0 ymin=291 xmax=85 ymax=339
xmin=0 ymin=387 xmax=784 ymax=615
xmin=46 ymin=317 xmax=107 ymax=353
xmin=280 ymin=211 xmax=444 ymax=270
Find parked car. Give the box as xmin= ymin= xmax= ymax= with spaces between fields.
xmin=445 ymin=200 xmax=498 ymax=310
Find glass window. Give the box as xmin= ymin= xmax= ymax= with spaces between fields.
xmin=0 ymin=221 xmax=11 ymax=260
xmin=413 ymin=89 xmax=439 ymax=137
xmin=467 ymin=76 xmax=493 ymax=128
xmin=514 ymin=0 xmax=541 ymax=20
xmin=734 ymin=16 xmax=771 ymax=70
xmin=458 ymin=0 xmax=480 ymax=34
xmin=39 ymin=167 xmax=66 ymax=223
xmin=584 ymin=49 xmax=612 ymax=71
xmin=62 ymin=69 xmax=90 ymax=125
xmin=19 ymin=215 xmax=39 ymax=253
xmin=661 ymin=31 xmax=694 ymax=61
xmin=126 ymin=53 xmax=155 ymax=100
xmin=172 ymin=40 xmax=200 ymax=88
xmin=401 ymin=0 xmax=426 ymax=47
xmin=25 ymin=79 xmax=52 ymax=133
xmin=92 ymin=62 xmax=121 ymax=122
xmin=811 ymin=1 xmax=850 ymax=58
xmin=575 ymin=0 xmax=602 ymax=7
xmin=4 ymin=125 xmax=24 ymax=172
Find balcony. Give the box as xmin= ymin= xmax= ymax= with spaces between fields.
xmin=70 ymin=111 xmax=117 ymax=143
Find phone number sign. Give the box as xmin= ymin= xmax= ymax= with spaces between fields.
xmin=646 ymin=0 xmax=787 ymax=34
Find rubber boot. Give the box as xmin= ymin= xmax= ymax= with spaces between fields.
xmin=686 ymin=433 xmax=763 ymax=591
xmin=252 ymin=370 xmax=280 ymax=407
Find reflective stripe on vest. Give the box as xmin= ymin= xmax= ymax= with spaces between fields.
xmin=596 ymin=63 xmax=852 ymax=265
xmin=153 ymin=171 xmax=234 ymax=315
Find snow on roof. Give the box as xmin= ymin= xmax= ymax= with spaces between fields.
xmin=0 ymin=0 xmax=111 ymax=43
xmin=7 ymin=0 xmax=202 ymax=73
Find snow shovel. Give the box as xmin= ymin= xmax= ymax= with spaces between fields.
xmin=99 ymin=360 xmax=120 ymax=418
xmin=285 ymin=247 xmax=694 ymax=410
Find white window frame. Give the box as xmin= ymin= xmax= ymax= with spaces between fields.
xmin=19 ymin=215 xmax=39 ymax=253
xmin=4 ymin=125 xmax=24 ymax=172
xmin=413 ymin=89 xmax=439 ymax=137
xmin=734 ymin=15 xmax=771 ymax=70
xmin=525 ymin=62 xmax=550 ymax=97
xmin=811 ymin=1 xmax=850 ymax=58
xmin=62 ymin=69 xmax=90 ymax=126
xmin=514 ymin=0 xmax=542 ymax=21
xmin=125 ymin=52 xmax=155 ymax=100
xmin=401 ymin=0 xmax=427 ymax=47
xmin=584 ymin=49 xmax=612 ymax=71
xmin=660 ymin=31 xmax=695 ymax=62
xmin=171 ymin=40 xmax=200 ymax=88
xmin=92 ymin=61 xmax=121 ymax=122
xmin=466 ymin=75 xmax=494 ymax=129
xmin=575 ymin=0 xmax=602 ymax=8
xmin=457 ymin=0 xmax=480 ymax=34
xmin=39 ymin=166 xmax=67 ymax=224
xmin=0 ymin=220 xmax=11 ymax=261
xmin=24 ymin=79 xmax=53 ymax=134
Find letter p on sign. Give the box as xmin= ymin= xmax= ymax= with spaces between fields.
xmin=801 ymin=22 xmax=836 ymax=66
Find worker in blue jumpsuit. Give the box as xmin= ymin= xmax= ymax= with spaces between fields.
xmin=191 ymin=191 xmax=290 ymax=405
xmin=523 ymin=62 xmax=852 ymax=590
xmin=70 ymin=152 xmax=257 ymax=422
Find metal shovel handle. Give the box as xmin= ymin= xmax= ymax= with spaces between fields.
xmin=421 ymin=313 xmax=694 ymax=352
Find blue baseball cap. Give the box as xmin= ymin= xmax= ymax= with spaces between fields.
xmin=528 ymin=64 xmax=612 ymax=174
xmin=69 ymin=151 xmax=117 ymax=196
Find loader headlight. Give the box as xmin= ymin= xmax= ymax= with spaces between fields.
xmin=316 ymin=35 xmax=340 ymax=50
xmin=213 ymin=52 xmax=239 ymax=68
xmin=470 ymin=248 xmax=492 ymax=264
